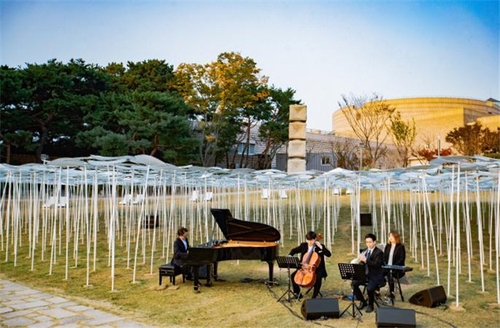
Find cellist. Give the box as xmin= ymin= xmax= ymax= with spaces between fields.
xmin=289 ymin=231 xmax=331 ymax=299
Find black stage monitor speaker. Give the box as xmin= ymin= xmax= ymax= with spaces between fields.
xmin=301 ymin=298 xmax=339 ymax=320
xmin=409 ymin=285 xmax=447 ymax=308
xmin=377 ymin=307 xmax=416 ymax=328
xmin=360 ymin=213 xmax=372 ymax=226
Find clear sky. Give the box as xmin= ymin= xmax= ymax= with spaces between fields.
xmin=1 ymin=0 xmax=499 ymax=131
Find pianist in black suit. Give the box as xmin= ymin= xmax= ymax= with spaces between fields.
xmin=353 ymin=233 xmax=385 ymax=314
xmin=383 ymin=230 xmax=406 ymax=299
xmin=171 ymin=227 xmax=193 ymax=280
xmin=289 ymin=231 xmax=331 ymax=299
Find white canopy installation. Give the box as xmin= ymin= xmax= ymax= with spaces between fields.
xmin=0 ymin=154 xmax=498 ymax=306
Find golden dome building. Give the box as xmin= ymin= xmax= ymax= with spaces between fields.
xmin=332 ymin=97 xmax=500 ymax=150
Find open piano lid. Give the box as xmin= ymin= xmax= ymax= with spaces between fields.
xmin=210 ymin=208 xmax=281 ymax=242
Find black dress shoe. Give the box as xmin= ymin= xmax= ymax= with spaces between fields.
xmin=365 ymin=305 xmax=374 ymax=313
xmin=358 ymin=301 xmax=368 ymax=310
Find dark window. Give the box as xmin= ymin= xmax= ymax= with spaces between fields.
xmin=237 ymin=143 xmax=255 ymax=155
xmin=321 ymin=156 xmax=331 ymax=166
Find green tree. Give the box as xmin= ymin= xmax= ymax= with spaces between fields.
xmin=389 ymin=111 xmax=416 ymax=167
xmin=173 ymin=52 xmax=269 ymax=167
xmin=214 ymin=52 xmax=269 ymax=168
xmin=0 ymin=59 xmax=108 ymax=162
xmin=0 ymin=66 xmax=34 ymax=162
xmin=106 ymin=59 xmax=176 ymax=93
xmin=257 ymin=86 xmax=300 ymax=169
xmin=77 ymin=60 xmax=197 ymax=165
xmin=173 ymin=62 xmax=219 ymax=166
xmin=117 ymin=91 xmax=197 ymax=164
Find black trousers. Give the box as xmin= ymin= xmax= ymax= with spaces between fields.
xmin=352 ymin=279 xmax=379 ymax=306
xmin=385 ymin=271 xmax=405 ymax=296
xmin=174 ymin=264 xmax=192 ymax=278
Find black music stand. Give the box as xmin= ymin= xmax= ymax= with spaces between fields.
xmin=276 ymin=256 xmax=301 ymax=305
xmin=338 ymin=262 xmax=366 ymax=320
xmin=360 ymin=213 xmax=372 ymax=226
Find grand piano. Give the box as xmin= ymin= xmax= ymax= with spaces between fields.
xmin=182 ymin=208 xmax=280 ymax=292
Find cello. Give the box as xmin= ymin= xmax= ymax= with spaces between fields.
xmin=293 ymin=233 xmax=322 ymax=288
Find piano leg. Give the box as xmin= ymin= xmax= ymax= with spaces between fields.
xmin=266 ymin=261 xmax=276 ymax=285
xmin=213 ymin=262 xmax=218 ymax=281
xmin=204 ymin=264 xmax=213 ymax=286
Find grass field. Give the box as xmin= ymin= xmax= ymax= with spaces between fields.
xmin=1 ymin=192 xmax=499 ymax=327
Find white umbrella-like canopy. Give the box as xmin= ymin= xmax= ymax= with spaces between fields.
xmin=0 ymin=154 xmax=497 ymax=192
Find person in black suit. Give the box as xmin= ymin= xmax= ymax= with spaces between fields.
xmin=289 ymin=231 xmax=332 ymax=299
xmin=171 ymin=227 xmax=193 ymax=280
xmin=353 ymin=233 xmax=385 ymax=313
xmin=383 ymin=230 xmax=406 ymax=300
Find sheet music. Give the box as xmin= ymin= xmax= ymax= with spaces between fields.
xmin=276 ymin=256 xmax=301 ymax=269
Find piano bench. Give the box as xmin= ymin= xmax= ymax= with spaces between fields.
xmin=159 ymin=264 xmax=185 ymax=286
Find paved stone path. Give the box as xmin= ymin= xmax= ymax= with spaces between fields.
xmin=0 ymin=279 xmax=154 ymax=327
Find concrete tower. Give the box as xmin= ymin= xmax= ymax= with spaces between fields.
xmin=287 ymin=105 xmax=307 ymax=173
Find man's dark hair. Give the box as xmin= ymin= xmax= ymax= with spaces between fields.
xmin=365 ymin=233 xmax=376 ymax=241
xmin=306 ymin=231 xmax=317 ymax=240
xmin=177 ymin=227 xmax=188 ymax=236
